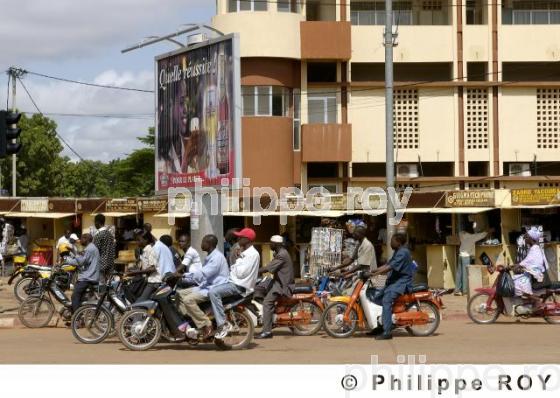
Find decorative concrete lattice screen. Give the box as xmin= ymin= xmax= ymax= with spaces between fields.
xmin=394 ymin=89 xmax=419 ymax=149
xmin=422 ymin=1 xmax=443 ymax=10
xmin=466 ymin=89 xmax=489 ymax=150
xmin=537 ymin=89 xmax=560 ymax=149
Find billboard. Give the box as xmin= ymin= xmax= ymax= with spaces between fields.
xmin=155 ymin=34 xmax=240 ymax=192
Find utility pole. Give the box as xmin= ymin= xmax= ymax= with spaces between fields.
xmin=385 ymin=0 xmax=396 ymax=257
xmin=8 ymin=67 xmax=25 ymax=197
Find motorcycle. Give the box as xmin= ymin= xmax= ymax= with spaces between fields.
xmin=248 ymin=276 xmax=324 ymax=336
xmin=322 ymin=271 xmax=444 ymax=338
xmin=70 ymin=272 xmax=131 ymax=344
xmin=117 ymin=281 xmax=254 ymax=351
xmin=9 ymin=263 xmax=51 ymax=302
xmin=467 ymin=266 xmax=560 ymax=324
xmin=17 ymin=263 xmax=96 ymax=328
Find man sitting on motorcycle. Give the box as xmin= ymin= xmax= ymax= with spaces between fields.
xmin=175 ymin=234 xmax=229 ymax=340
xmin=67 ymin=233 xmax=100 ymax=313
xmin=513 ymin=227 xmax=549 ymax=305
xmin=209 ymin=228 xmax=260 ymax=340
xmin=367 ymin=233 xmax=416 ymax=340
xmin=254 ymin=235 xmax=295 ymax=339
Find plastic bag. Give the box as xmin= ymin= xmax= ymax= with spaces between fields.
xmin=497 ymin=271 xmax=515 ymax=297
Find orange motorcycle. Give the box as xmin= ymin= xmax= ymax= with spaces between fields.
xmin=322 ymin=271 xmax=444 ymax=338
xmin=249 ymin=278 xmax=324 ymax=336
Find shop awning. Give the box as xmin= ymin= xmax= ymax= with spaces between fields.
xmin=153 ymin=212 xmax=190 ymax=218
xmin=92 ymin=212 xmax=137 ymax=217
xmin=345 ymin=209 xmax=386 ymax=216
xmin=397 ymin=207 xmax=493 ymax=214
xmin=4 ymin=212 xmax=75 ymax=219
xmin=502 ymin=205 xmax=558 ymax=209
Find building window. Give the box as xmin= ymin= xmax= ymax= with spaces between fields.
xmin=228 ymin=0 xmax=267 ymax=12
xmin=537 ymin=89 xmax=559 ymax=149
xmin=503 ymin=1 xmax=560 ymax=24
xmin=242 ymin=86 xmax=290 ymax=117
xmin=293 ymin=89 xmax=301 ymax=150
xmin=466 ymin=89 xmax=489 ymax=149
xmin=278 ymin=0 xmax=301 ymax=13
xmin=393 ymin=89 xmax=419 ymax=149
xmin=308 ymin=91 xmax=337 ymax=124
xmin=351 ymin=1 xmax=413 ymax=25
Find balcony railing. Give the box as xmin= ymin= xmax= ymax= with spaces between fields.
xmin=503 ymin=8 xmax=560 ymax=24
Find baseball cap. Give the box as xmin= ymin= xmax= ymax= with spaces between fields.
xmin=234 ymin=228 xmax=256 ymax=242
xmin=69 ymin=233 xmax=79 ymax=241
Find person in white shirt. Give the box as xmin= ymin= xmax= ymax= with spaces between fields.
xmin=455 ymin=222 xmax=493 ymax=296
xmin=177 ymin=233 xmax=202 ymax=274
xmin=56 ymin=230 xmax=72 ymax=251
xmin=209 ymin=228 xmax=260 ymax=339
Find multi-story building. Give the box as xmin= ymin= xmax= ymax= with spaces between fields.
xmin=212 ymin=0 xmax=560 ymax=194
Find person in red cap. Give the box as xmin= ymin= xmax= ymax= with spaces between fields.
xmin=209 ymin=228 xmax=260 ymax=340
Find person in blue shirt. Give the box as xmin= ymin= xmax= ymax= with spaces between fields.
xmin=176 ymin=235 xmax=229 ymax=339
xmin=368 ymin=232 xmax=416 ymax=340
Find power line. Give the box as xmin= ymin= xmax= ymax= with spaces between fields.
xmin=17 ymin=77 xmax=88 ymax=162
xmin=22 ymin=111 xmax=153 ymax=120
xmin=22 ymin=69 xmax=154 ymax=93
xmin=236 ymin=0 xmax=505 ymax=7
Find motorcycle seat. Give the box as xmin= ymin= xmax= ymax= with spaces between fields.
xmin=548 ymin=282 xmax=560 ymax=291
xmin=26 ymin=264 xmax=52 ymax=272
xmin=409 ymin=284 xmax=428 ymax=293
xmin=293 ymin=284 xmax=313 ymax=294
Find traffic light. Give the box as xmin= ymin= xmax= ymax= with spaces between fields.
xmin=0 ymin=110 xmax=22 ymax=158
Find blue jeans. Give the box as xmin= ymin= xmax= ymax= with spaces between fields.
xmin=208 ymin=282 xmax=244 ymax=327
xmin=374 ymin=280 xmax=409 ymax=335
xmin=455 ymin=255 xmax=471 ymax=294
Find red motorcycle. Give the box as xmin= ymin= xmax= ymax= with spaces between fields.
xmin=467 ymin=266 xmax=560 ymax=324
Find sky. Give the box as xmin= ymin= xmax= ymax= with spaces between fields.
xmin=0 ymin=0 xmax=214 ymax=162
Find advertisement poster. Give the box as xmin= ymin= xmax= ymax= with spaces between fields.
xmin=156 ymin=36 xmax=238 ymax=191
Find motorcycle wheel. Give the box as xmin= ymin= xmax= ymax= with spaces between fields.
xmin=214 ymin=309 xmax=254 ymax=350
xmin=405 ymin=301 xmax=441 ymax=337
xmin=71 ymin=305 xmax=113 ymax=344
xmin=118 ymin=309 xmax=161 ymax=351
xmin=288 ymin=301 xmax=323 ymax=336
xmin=18 ymin=296 xmax=55 ymax=328
xmin=14 ymin=277 xmax=40 ymax=303
xmin=543 ymin=293 xmax=560 ymax=325
xmin=321 ymin=302 xmax=358 ymax=338
xmin=467 ymin=293 xmax=500 ymax=324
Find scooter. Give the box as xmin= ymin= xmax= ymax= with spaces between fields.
xmin=248 ymin=276 xmax=324 ymax=336
xmin=322 ymin=271 xmax=444 ymax=338
xmin=117 ymin=281 xmax=254 ymax=351
xmin=467 ymin=266 xmax=560 ymax=324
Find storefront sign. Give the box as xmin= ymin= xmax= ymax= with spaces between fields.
xmin=445 ymin=190 xmax=495 ymax=207
xmin=137 ymin=198 xmax=168 ymax=212
xmin=511 ymin=188 xmax=560 ymax=206
xmin=106 ymin=198 xmax=137 ymax=213
xmin=21 ymin=199 xmax=48 ymax=212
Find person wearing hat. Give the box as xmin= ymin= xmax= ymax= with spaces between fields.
xmin=209 ymin=228 xmax=260 ymax=340
xmin=254 ymin=235 xmax=295 ymax=339
xmin=513 ymin=227 xmax=549 ymax=302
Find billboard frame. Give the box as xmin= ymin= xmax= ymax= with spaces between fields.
xmin=154 ymin=33 xmax=242 ymax=195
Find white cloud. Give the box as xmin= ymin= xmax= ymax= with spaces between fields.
xmin=0 ymin=0 xmax=211 ymax=62
xmin=2 ymin=69 xmax=155 ymax=161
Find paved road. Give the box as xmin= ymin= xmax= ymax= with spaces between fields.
xmin=1 ymin=315 xmax=559 ymax=364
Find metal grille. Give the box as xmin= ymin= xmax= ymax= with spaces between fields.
xmin=423 ymin=0 xmax=443 ymax=10
xmin=466 ymin=88 xmax=489 ymax=149
xmin=537 ymin=89 xmax=560 ymax=149
xmin=394 ymin=89 xmax=419 ymax=149
xmin=467 ymin=182 xmax=491 ymax=189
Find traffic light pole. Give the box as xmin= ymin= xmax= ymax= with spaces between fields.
xmin=11 ymin=72 xmax=16 ymax=197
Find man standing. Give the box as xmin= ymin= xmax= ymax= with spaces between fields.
xmin=455 ymin=223 xmax=491 ymax=296
xmin=369 ymin=233 xmax=416 ymax=340
xmin=330 ymin=226 xmax=377 ymax=274
xmin=209 ymin=228 xmax=260 ymax=340
xmin=68 ymin=233 xmax=100 ymax=313
xmin=92 ymin=214 xmax=116 ymax=283
xmin=177 ymin=233 xmax=202 ymax=274
xmin=254 ymin=235 xmax=294 ymax=339
xmin=176 ymin=235 xmax=229 ymax=339
xmin=136 ymin=235 xmax=177 ymax=302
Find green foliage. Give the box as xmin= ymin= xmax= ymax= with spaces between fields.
xmin=0 ymin=113 xmax=155 ymax=197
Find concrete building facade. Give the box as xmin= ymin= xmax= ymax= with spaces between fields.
xmin=211 ymin=0 xmax=560 ymax=193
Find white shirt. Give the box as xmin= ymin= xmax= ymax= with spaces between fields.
xmin=149 ymin=240 xmax=176 ymax=283
xmin=459 ymin=231 xmax=488 ymax=257
xmin=56 ymin=236 xmax=70 ymax=250
xmin=229 ymin=245 xmax=260 ymax=293
xmin=139 ymin=244 xmax=155 ymax=271
xmin=182 ymin=246 xmax=202 ymax=274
